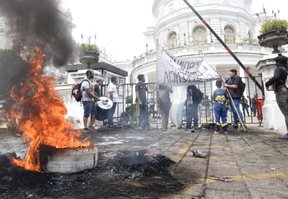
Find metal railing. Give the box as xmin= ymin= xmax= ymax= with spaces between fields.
xmin=98 ymin=76 xmax=263 ymax=127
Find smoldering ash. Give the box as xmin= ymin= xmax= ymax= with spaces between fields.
xmin=0 ymin=0 xmax=74 ymax=67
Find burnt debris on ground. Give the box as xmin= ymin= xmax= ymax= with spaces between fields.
xmin=107 ymin=150 xmax=175 ymax=181
xmin=0 ymin=150 xmax=187 ymax=199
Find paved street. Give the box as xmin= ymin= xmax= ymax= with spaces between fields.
xmin=0 ymin=126 xmax=288 ymax=198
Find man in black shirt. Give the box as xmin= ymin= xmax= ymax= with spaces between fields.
xmin=240 ymin=96 xmax=250 ymax=117
xmin=222 ymin=69 xmax=244 ymax=128
xmin=265 ymin=54 xmax=288 ymax=139
xmin=94 ymin=78 xmax=104 ymax=97
xmin=135 ymin=74 xmax=150 ymax=129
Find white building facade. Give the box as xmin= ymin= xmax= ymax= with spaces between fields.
xmin=131 ymin=0 xmax=271 ymax=86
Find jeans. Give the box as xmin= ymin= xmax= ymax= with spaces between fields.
xmin=186 ymin=104 xmax=199 ymax=129
xmin=276 ymin=89 xmax=288 ymax=130
xmin=139 ymin=104 xmax=150 ymax=127
xmin=108 ymin=102 xmax=117 ymax=126
xmin=214 ymin=103 xmax=228 ymax=131
xmin=230 ymin=99 xmax=244 ymax=125
xmin=242 ymin=106 xmax=250 ymax=117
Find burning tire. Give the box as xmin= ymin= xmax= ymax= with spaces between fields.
xmin=40 ymin=146 xmax=98 ymax=174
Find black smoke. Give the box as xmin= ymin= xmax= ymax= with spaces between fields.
xmin=0 ymin=0 xmax=74 ymax=67
xmin=0 ymin=50 xmax=28 ymax=101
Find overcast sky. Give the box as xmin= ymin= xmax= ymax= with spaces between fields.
xmin=62 ymin=0 xmax=288 ymax=61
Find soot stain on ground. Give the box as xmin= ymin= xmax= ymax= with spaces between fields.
xmin=0 ymin=151 xmax=200 ymax=199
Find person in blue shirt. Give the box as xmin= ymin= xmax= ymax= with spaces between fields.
xmin=213 ymin=80 xmax=229 ymax=134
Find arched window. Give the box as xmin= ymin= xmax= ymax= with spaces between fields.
xmin=167 ymin=31 xmax=177 ymax=49
xmin=193 ymin=26 xmax=207 ymax=44
xmin=224 ymin=26 xmax=236 ymax=43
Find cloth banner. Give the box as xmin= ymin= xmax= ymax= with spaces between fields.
xmin=156 ymin=48 xmax=219 ymax=85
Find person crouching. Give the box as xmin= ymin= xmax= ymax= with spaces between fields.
xmin=213 ymin=80 xmax=229 ymax=134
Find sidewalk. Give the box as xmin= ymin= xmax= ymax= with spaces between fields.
xmin=162 ymin=126 xmax=288 ymax=199
xmin=0 ymin=126 xmax=288 ymax=198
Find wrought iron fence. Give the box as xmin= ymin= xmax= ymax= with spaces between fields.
xmin=102 ymin=75 xmax=263 ymax=128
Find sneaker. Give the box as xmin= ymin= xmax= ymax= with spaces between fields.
xmin=237 ymin=126 xmax=245 ymax=132
xmin=191 ymin=127 xmax=195 ymax=133
xmin=144 ymin=126 xmax=151 ymax=130
xmin=83 ymin=128 xmax=89 ymax=133
xmin=135 ymin=126 xmax=144 ymax=130
xmin=214 ymin=131 xmax=219 ymax=134
xmin=89 ymin=126 xmax=96 ymax=131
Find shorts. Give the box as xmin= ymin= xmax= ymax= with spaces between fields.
xmin=82 ymin=101 xmax=96 ymax=118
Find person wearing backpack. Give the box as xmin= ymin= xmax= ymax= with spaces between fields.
xmin=81 ymin=70 xmax=99 ymax=132
xmin=265 ymin=54 xmax=288 ymax=139
xmin=222 ymin=69 xmax=244 ymax=129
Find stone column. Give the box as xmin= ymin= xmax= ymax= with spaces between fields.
xmin=256 ymin=54 xmax=288 ymax=134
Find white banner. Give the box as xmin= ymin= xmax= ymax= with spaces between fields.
xmin=156 ymin=48 xmax=219 ymax=85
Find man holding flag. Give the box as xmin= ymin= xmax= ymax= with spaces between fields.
xmin=157 ymin=47 xmax=219 ymax=129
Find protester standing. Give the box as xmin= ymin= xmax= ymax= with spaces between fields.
xmin=185 ymin=85 xmax=203 ymax=133
xmin=107 ymin=76 xmax=119 ymax=128
xmin=81 ymin=70 xmax=99 ymax=132
xmin=240 ymin=96 xmax=250 ymax=117
xmin=255 ymin=94 xmax=264 ymax=125
xmin=251 ymin=94 xmax=257 ymax=117
xmin=94 ymin=77 xmax=106 ymax=124
xmin=265 ymin=54 xmax=288 ymax=139
xmin=94 ymin=78 xmax=104 ymax=97
xmin=157 ymin=84 xmax=173 ymax=130
xmin=213 ymin=80 xmax=229 ymax=134
xmin=222 ymin=69 xmax=244 ymax=129
xmin=135 ymin=74 xmax=153 ymax=129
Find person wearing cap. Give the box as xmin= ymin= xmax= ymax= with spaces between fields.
xmin=265 ymin=54 xmax=288 ymax=139
xmin=222 ymin=69 xmax=244 ymax=129
xmin=81 ymin=70 xmax=99 ymax=132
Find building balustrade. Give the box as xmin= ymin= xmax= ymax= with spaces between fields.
xmin=133 ymin=43 xmax=271 ymax=68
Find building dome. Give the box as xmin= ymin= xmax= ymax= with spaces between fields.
xmin=131 ymin=0 xmax=270 ymax=89
xmin=153 ymin=0 xmax=254 ymax=48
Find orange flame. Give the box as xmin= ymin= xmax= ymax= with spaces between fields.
xmin=7 ymin=47 xmax=92 ymax=172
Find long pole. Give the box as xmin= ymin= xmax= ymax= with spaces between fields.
xmin=182 ymin=0 xmax=264 ymax=96
xmin=209 ymin=66 xmax=247 ymax=132
xmin=222 ymin=81 xmax=247 ymax=132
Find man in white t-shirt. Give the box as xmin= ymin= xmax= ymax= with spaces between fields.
xmin=107 ymin=76 xmax=119 ymax=127
xmin=81 ymin=70 xmax=99 ymax=132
